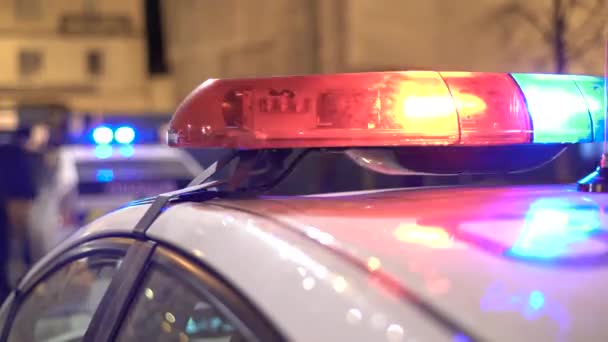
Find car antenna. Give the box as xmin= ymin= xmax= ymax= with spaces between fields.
xmin=577 ymin=39 xmax=608 ymax=192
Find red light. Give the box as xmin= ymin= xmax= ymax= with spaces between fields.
xmin=168 ymin=72 xmax=533 ymax=149
xmin=441 ymin=72 xmax=532 ymax=144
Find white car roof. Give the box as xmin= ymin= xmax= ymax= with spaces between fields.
xmin=27 ymin=184 xmax=608 ymax=341
xmin=60 ymin=144 xmax=196 ymax=162
xmin=54 ymin=145 xmax=204 ymax=192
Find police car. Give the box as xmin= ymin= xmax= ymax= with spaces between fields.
xmin=28 ymin=124 xmax=204 ymax=258
xmin=1 ymin=71 xmax=607 ymax=341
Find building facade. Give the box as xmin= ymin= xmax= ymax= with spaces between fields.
xmin=162 ymin=0 xmax=606 ymax=102
xmin=0 ymin=0 xmax=174 ymax=123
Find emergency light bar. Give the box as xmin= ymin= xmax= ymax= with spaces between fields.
xmin=168 ymin=71 xmax=605 ymax=149
xmin=91 ymin=125 xmax=138 ymax=145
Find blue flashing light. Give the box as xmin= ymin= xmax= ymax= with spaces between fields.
xmin=92 ymin=126 xmax=114 ymax=145
xmin=95 ymin=144 xmax=113 ymax=159
xmin=529 ymin=291 xmax=545 ymax=310
xmin=510 ymin=199 xmax=600 ymax=259
xmin=118 ymin=144 xmax=135 ymax=157
xmin=96 ymin=169 xmax=114 ymax=182
xmin=115 ymin=126 xmax=136 ymax=144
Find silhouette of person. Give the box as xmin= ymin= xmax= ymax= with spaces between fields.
xmin=0 ymin=127 xmax=38 ymax=301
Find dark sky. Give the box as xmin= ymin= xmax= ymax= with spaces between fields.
xmin=145 ymin=0 xmax=168 ymax=74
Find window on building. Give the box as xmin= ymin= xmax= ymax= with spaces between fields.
xmin=87 ymin=50 xmax=103 ymax=76
xmin=14 ymin=0 xmax=41 ymax=19
xmin=83 ymin=0 xmax=97 ymax=13
xmin=19 ymin=50 xmax=42 ymax=78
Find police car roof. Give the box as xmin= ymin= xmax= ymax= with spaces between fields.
xmin=30 ymin=183 xmax=608 ymax=341
xmin=61 ymin=144 xmax=189 ymax=161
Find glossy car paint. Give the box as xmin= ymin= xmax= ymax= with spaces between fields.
xmin=149 ymin=185 xmax=608 ymax=341
xmin=16 ymin=184 xmax=608 ymax=341
xmin=148 ymin=203 xmax=452 ymax=342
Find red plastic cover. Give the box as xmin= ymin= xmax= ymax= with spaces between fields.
xmin=168 ymin=71 xmax=532 ymax=149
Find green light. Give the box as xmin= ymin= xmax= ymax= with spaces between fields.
xmin=511 ymin=73 xmax=593 ymax=143
xmin=572 ymin=75 xmax=605 ymax=142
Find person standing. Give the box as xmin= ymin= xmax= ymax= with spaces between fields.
xmin=0 ymin=127 xmax=38 ymax=302
xmin=0 ymin=194 xmax=9 ymax=302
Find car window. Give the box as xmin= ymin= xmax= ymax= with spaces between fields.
xmin=116 ymin=266 xmax=248 ymax=342
xmin=7 ymin=255 xmax=122 ymax=342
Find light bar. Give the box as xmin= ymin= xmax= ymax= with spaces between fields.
xmin=93 ymin=126 xmax=114 ymax=145
xmin=168 ymin=72 xmax=605 ymax=149
xmin=115 ymin=126 xmax=136 ymax=144
xmin=511 ymin=74 xmax=593 ymax=143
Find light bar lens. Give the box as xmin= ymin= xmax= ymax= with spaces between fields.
xmin=93 ymin=126 xmax=113 ymax=145
xmin=572 ymin=75 xmax=606 ymax=141
xmin=441 ymin=72 xmax=531 ymax=144
xmin=316 ymin=72 xmax=459 ymax=143
xmin=168 ymin=72 xmax=604 ymax=149
xmin=115 ymin=126 xmax=136 ymax=144
xmin=511 ymin=73 xmax=593 ymax=143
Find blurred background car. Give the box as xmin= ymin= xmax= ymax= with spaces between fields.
xmin=28 ymin=143 xmax=203 ymax=260
xmin=27 ymin=121 xmax=204 ymax=260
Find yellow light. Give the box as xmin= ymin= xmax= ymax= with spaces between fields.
xmin=0 ymin=109 xmax=18 ymax=130
xmin=392 ymin=74 xmax=459 ymax=139
xmin=165 ymin=312 xmax=176 ymax=324
xmin=439 ymin=72 xmax=474 ymax=78
xmin=454 ymin=93 xmax=487 ymax=116
xmin=394 ymin=223 xmax=453 ymax=249
xmin=402 ymin=95 xmax=455 ymax=118
xmin=332 ymin=276 xmax=348 ymax=293
xmin=367 ymin=256 xmax=382 ymax=271
xmin=145 ymin=288 xmax=154 ymax=300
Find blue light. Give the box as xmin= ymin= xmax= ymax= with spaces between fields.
xmin=114 ymin=126 xmax=135 ymax=144
xmin=481 ymin=282 xmax=570 ymax=335
xmin=96 ymin=169 xmax=114 ymax=182
xmin=578 ymin=169 xmax=599 ymax=184
xmin=509 ymin=199 xmax=600 ymax=259
xmin=95 ymin=144 xmax=113 ymax=159
xmin=118 ymin=144 xmax=134 ymax=157
xmin=92 ymin=126 xmax=114 ymax=144
xmin=452 ymin=334 xmax=471 ymax=342
xmin=529 ymin=291 xmax=545 ymax=310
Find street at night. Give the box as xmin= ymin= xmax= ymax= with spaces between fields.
xmin=0 ymin=1 xmax=607 ymax=341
